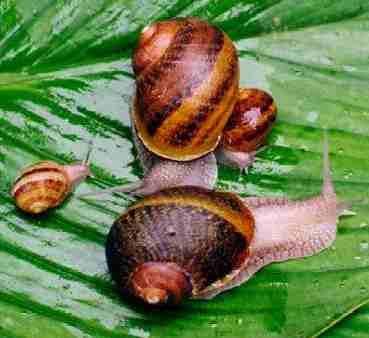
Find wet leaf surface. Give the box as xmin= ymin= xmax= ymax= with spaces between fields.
xmin=1 ymin=1 xmax=369 ymax=337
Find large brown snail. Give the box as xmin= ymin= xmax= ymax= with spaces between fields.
xmin=106 ymin=137 xmax=346 ymax=306
xmin=11 ymin=145 xmax=92 ymax=214
xmin=82 ymin=18 xmax=277 ymax=198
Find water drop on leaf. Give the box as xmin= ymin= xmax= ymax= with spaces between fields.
xmin=359 ymin=241 xmax=369 ymax=252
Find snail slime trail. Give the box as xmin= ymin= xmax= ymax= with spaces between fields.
xmin=106 ymin=135 xmax=347 ymax=306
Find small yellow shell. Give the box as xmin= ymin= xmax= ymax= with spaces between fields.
xmin=11 ymin=161 xmax=71 ymax=214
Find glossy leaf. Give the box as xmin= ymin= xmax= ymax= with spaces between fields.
xmin=0 ymin=1 xmax=369 ymax=337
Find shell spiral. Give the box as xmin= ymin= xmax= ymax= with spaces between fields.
xmin=106 ymin=186 xmax=254 ymax=304
xmin=132 ymin=18 xmax=240 ymax=161
xmin=11 ymin=161 xmax=72 ymax=214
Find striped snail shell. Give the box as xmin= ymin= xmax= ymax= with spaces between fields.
xmin=216 ymin=88 xmax=277 ymax=169
xmin=222 ymin=88 xmax=277 ymax=153
xmin=11 ymin=161 xmax=90 ymax=214
xmin=106 ymin=186 xmax=254 ymax=305
xmin=132 ymin=17 xmax=240 ymax=161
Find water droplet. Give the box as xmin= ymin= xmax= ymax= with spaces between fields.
xmin=360 ymin=241 xmax=369 ymax=251
xmin=319 ymin=56 xmax=334 ymax=66
xmin=128 ymin=327 xmax=150 ymax=338
xmin=293 ymin=68 xmax=303 ymax=76
xmin=313 ymin=279 xmax=320 ymax=287
xmin=360 ymin=222 xmax=368 ymax=228
xmin=338 ymin=148 xmax=344 ymax=154
xmin=343 ymin=171 xmax=353 ymax=180
xmin=209 ymin=321 xmax=217 ymax=329
xmin=354 ymin=256 xmax=362 ymax=260
xmin=339 ymin=280 xmax=345 ymax=288
xmin=343 ymin=65 xmax=356 ymax=73
xmin=307 ymin=111 xmax=319 ymax=122
xmin=42 ymin=239 xmax=55 ymax=247
xmin=237 ymin=318 xmax=243 ymax=325
xmin=360 ymin=286 xmax=367 ymax=294
xmin=272 ymin=16 xmax=281 ymax=27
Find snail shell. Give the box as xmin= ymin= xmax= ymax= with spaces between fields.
xmin=132 ymin=17 xmax=239 ymax=161
xmin=216 ymin=88 xmax=277 ymax=169
xmin=222 ymin=88 xmax=277 ymax=153
xmin=11 ymin=161 xmax=90 ymax=214
xmin=106 ymin=186 xmax=254 ymax=305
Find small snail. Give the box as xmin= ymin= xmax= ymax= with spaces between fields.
xmin=81 ymin=18 xmax=277 ymax=198
xmin=106 ymin=137 xmax=346 ymax=306
xmin=11 ymin=146 xmax=92 ymax=214
xmin=217 ymin=88 xmax=277 ymax=169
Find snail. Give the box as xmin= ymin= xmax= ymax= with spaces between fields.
xmin=81 ymin=18 xmax=277 ymax=198
xmin=106 ymin=136 xmax=347 ymax=306
xmin=11 ymin=145 xmax=92 ymax=214
xmin=217 ymin=88 xmax=277 ymax=169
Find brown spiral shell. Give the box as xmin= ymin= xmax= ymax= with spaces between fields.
xmin=106 ymin=186 xmax=254 ymax=305
xmin=132 ymin=17 xmax=240 ymax=161
xmin=221 ymin=88 xmax=277 ymax=152
xmin=11 ymin=161 xmax=72 ymax=214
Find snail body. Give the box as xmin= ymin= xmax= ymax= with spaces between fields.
xmin=11 ymin=160 xmax=90 ymax=214
xmin=106 ymin=137 xmax=346 ymax=305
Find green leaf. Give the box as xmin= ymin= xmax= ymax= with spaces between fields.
xmin=1 ymin=0 xmax=368 ymax=337
xmin=321 ymin=303 xmax=369 ymax=337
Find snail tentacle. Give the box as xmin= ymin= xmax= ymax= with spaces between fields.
xmin=63 ymin=163 xmax=90 ymax=188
